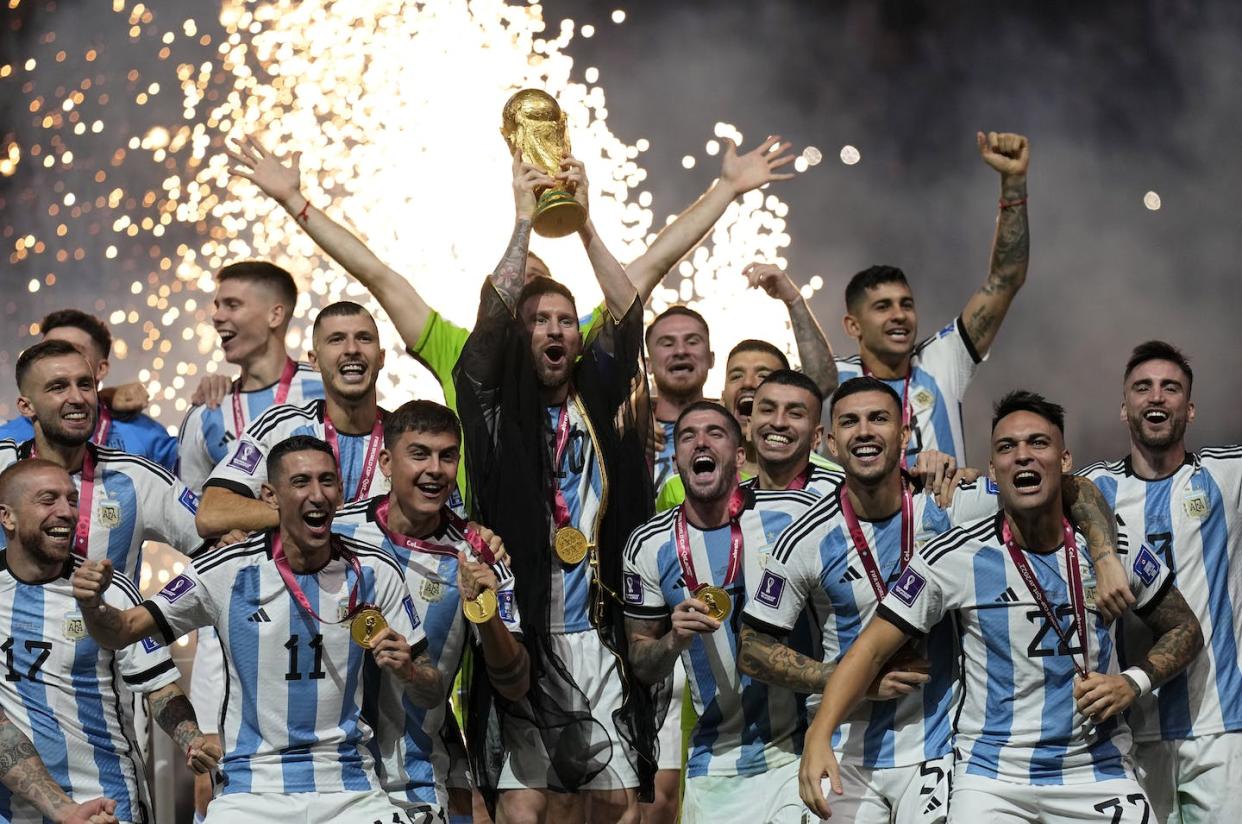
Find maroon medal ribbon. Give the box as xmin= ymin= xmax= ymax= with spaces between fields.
xmin=785 ymin=463 xmax=813 ymax=492
xmin=31 ymin=442 xmax=94 ymax=558
xmin=673 ymin=487 xmax=746 ymax=592
xmin=550 ymin=400 xmax=573 ymax=528
xmin=374 ymin=499 xmax=496 ymax=565
xmin=231 ymin=357 xmax=297 ymax=437
xmin=323 ymin=410 xmax=384 ymax=502
xmin=92 ymin=403 xmax=112 ymax=448
xmin=272 ymin=532 xmax=364 ymax=624
xmin=839 ymin=482 xmax=915 ymax=602
xmin=1002 ymin=517 xmax=1090 ymax=679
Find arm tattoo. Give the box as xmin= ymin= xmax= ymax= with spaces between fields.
xmin=625 ymin=616 xmax=679 ymax=686
xmin=1136 ymin=587 xmax=1204 ymax=688
xmin=81 ymin=601 xmax=128 ymax=651
xmin=149 ymin=686 xmax=203 ymax=752
xmin=489 ymin=219 xmax=532 ymax=311
xmin=0 ymin=711 xmax=74 ymax=817
xmin=966 ymin=175 xmax=1029 ymax=345
xmin=787 ymin=297 xmax=838 ymax=396
xmin=737 ymin=624 xmax=834 ymax=694
xmin=1063 ymin=475 xmax=1120 ymax=562
xmin=407 ymin=652 xmax=447 ymax=708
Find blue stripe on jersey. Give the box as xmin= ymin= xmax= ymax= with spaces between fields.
xmin=223 ymin=566 xmax=263 ymax=794
xmin=202 ymin=407 xmax=230 ymax=465
xmin=103 ymin=470 xmax=139 ymax=573
xmin=966 ymin=548 xmax=1013 ymax=780
xmin=678 ymin=529 xmax=726 ymax=776
xmin=922 ymin=621 xmax=955 ymax=761
xmin=11 ymin=588 xmax=73 ymax=793
xmin=862 ymin=516 xmax=904 ymax=767
xmin=335 ymin=432 xmax=369 ymax=501
xmin=1140 ymin=477 xmax=1194 ymax=738
xmin=284 ymin=572 xmax=321 ymax=792
xmin=72 ymin=633 xmax=135 ymax=821
xmin=334 ymin=564 xmax=372 ymax=792
xmin=1199 ymin=472 xmax=1242 ymax=733
xmin=1087 ymin=613 xmax=1127 ymax=782
xmin=1029 ymin=554 xmax=1073 ymax=783
xmin=819 ymin=528 xmax=855 ymax=754
xmin=548 ymin=406 xmax=603 ymax=632
xmin=652 ymin=420 xmax=677 ymax=489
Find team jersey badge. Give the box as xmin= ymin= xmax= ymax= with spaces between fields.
xmin=63 ymin=614 xmax=87 ymax=641
xmin=420 ymin=578 xmax=445 ymax=603
xmin=1183 ymin=490 xmax=1210 ymax=519
xmin=911 ymin=386 xmax=936 ymax=413
xmin=96 ymin=500 xmax=121 ymax=528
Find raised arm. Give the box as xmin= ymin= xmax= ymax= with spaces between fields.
xmin=959 ymin=131 xmax=1030 ymax=358
xmin=560 ymin=157 xmax=637 ymax=317
xmin=1063 ymin=474 xmax=1133 ymax=623
xmin=626 ymin=136 xmax=797 ymax=301
xmin=146 ymin=683 xmax=221 ymax=775
xmin=71 ymin=560 xmax=159 ymax=650
xmin=226 ymin=135 xmax=434 ymax=350
xmin=742 ymin=262 xmax=838 ymax=395
xmin=489 ymin=150 xmax=553 ymax=311
xmin=0 ymin=709 xmax=119 ymax=824
xmin=196 ymin=486 xmax=278 ymax=538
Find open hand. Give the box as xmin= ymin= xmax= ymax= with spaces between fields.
xmin=720 ymin=135 xmax=797 ymax=196
xmin=225 ymin=135 xmax=305 ymax=205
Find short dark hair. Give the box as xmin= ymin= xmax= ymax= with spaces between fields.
xmin=311 ymin=300 xmax=373 ymax=339
xmin=829 ymin=376 xmax=902 ymax=418
xmin=15 ymin=339 xmax=89 ymax=391
xmin=382 ymin=400 xmax=461 ymax=448
xmin=645 ymin=305 xmax=710 ymax=348
xmin=991 ymin=390 xmax=1065 ymax=434
xmin=40 ymin=309 xmax=112 ymax=359
xmin=217 ymin=261 xmax=298 ymax=313
xmin=844 ymin=265 xmax=911 ymax=312
xmin=726 ymin=339 xmax=790 ymax=371
xmin=266 ymin=435 xmax=336 ymax=480
xmin=517 ymin=275 xmax=577 ymax=317
xmin=1124 ymin=340 xmax=1193 ymax=395
xmin=758 ymin=369 xmax=824 ymax=415
xmin=674 ymin=400 xmax=744 ymax=447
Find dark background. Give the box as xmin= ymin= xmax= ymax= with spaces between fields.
xmin=2 ymin=0 xmax=1239 ymax=465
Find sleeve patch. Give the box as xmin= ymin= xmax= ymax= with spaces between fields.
xmin=1134 ymin=545 xmax=1162 ymax=586
xmin=937 ymin=322 xmax=957 ymax=339
xmin=985 ymin=478 xmax=999 ymax=495
xmin=402 ymin=595 xmax=420 ymax=629
xmin=156 ymin=574 xmax=196 ymax=604
xmin=140 ymin=636 xmax=161 ymax=653
xmin=498 ymin=591 xmax=516 ymax=622
xmin=178 ymin=487 xmax=199 ymax=514
xmin=754 ymin=570 xmax=787 ymax=609
xmin=891 ymin=567 xmax=927 ymax=606
xmin=624 ymin=572 xmax=644 ymax=605
xmin=227 ymin=442 xmax=262 ymax=474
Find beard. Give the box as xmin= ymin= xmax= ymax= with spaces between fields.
xmin=40 ymin=409 xmax=94 ymax=448
xmin=16 ymin=523 xmax=70 ymax=568
xmin=1130 ymin=413 xmax=1188 ymax=450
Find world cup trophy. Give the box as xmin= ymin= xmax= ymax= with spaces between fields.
xmin=500 ymin=89 xmax=586 ymax=238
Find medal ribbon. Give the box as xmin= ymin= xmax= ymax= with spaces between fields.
xmin=323 ymin=409 xmax=384 ymax=502
xmin=862 ymin=364 xmax=913 ymax=469
xmin=550 ymin=400 xmax=573 ymax=528
xmin=673 ymin=487 xmax=746 ymax=593
xmin=1003 ymin=517 xmax=1090 ymax=679
xmin=231 ymin=357 xmax=297 ymax=436
xmin=785 ymin=463 xmax=813 ymax=491
xmin=93 ymin=403 xmax=112 ymax=448
xmin=839 ymin=482 xmax=915 ymax=602
xmin=31 ymin=442 xmax=95 ymax=558
xmin=272 ymin=533 xmax=363 ymax=624
xmin=375 ymin=499 xmax=495 ymax=564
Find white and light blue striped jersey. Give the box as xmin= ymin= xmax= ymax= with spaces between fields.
xmin=1080 ymin=446 xmax=1242 ymax=742
xmin=652 ymin=419 xmax=677 ymax=492
xmin=333 ymin=496 xmax=520 ymax=810
xmin=742 ymin=479 xmax=998 ymax=769
xmin=142 ymin=530 xmax=426 ymax=796
xmin=0 ymin=441 xmax=204 ymax=581
xmin=879 ymin=513 xmax=1173 ymax=785
xmin=203 ymin=399 xmax=392 ymax=504
xmin=834 ymin=316 xmax=983 ymax=465
xmin=176 ymin=362 xmax=323 ymax=491
xmin=0 ymin=553 xmax=179 ymax=824
xmin=547 ymin=399 xmax=604 ymax=634
xmin=0 ymin=404 xmax=178 ymax=472
xmin=622 ymin=488 xmax=818 ymax=777
xmin=740 ymin=461 xmax=845 ymax=500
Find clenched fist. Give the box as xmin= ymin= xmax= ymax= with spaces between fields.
xmin=977 ymin=131 xmax=1029 ymax=178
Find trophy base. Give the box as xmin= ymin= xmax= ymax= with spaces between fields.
xmin=533 ymin=190 xmax=586 ymax=238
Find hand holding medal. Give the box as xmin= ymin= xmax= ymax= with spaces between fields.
xmin=366 ymin=624 xmax=414 ymax=679
xmin=669 ymin=595 xmax=722 ymax=650
xmin=458 ymin=549 xmax=501 ymax=624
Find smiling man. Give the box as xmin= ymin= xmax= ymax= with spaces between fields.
xmin=743 ymin=369 xmax=842 ymax=497
xmin=799 ymin=390 xmax=1203 ymax=823
xmin=194 ymin=301 xmax=392 ymax=537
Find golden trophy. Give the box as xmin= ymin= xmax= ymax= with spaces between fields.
xmin=501 ymin=89 xmax=586 ymax=238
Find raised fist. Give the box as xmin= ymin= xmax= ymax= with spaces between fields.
xmin=976 ymin=131 xmax=1029 ymax=177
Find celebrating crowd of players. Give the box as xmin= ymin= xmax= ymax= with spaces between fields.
xmin=0 ymin=125 xmax=1234 ymax=824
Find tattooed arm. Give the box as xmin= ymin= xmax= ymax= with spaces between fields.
xmin=1063 ymin=475 xmax=1134 ymax=623
xmin=147 ymin=683 xmax=221 ymax=775
xmin=742 ymin=262 xmax=838 ymax=396
xmin=72 ymin=560 xmax=158 ymax=650
xmin=738 ymin=624 xmax=834 ymax=694
xmin=959 ymin=131 xmax=1030 ymax=358
xmin=406 ymin=651 xmax=448 ymax=709
xmin=490 ymin=150 xmax=552 ymax=311
xmin=626 ymin=595 xmax=721 ymax=685
xmin=0 ymin=709 xmax=81 ymax=822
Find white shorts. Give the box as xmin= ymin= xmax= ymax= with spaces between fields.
xmin=1133 ymin=730 xmax=1242 ymax=824
xmin=950 ymin=773 xmax=1153 ymax=823
xmin=497 ymin=629 xmax=638 ymax=791
xmin=683 ymin=758 xmax=808 ymax=823
xmin=826 ymin=753 xmax=952 ymax=824
xmin=656 ymin=658 xmax=686 ymax=771
xmin=189 ymin=627 xmax=224 ymax=735
xmin=204 ymin=789 xmax=413 ymax=824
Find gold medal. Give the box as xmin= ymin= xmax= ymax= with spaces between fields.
xmin=349 ymin=607 xmax=387 ymax=648
xmin=554 ymin=526 xmax=589 ymax=565
xmin=694 ymin=584 xmax=731 ymax=623
xmin=463 ymin=589 xmax=498 ymax=624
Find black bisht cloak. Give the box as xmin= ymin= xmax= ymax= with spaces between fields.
xmin=453 ymin=280 xmax=658 ymax=809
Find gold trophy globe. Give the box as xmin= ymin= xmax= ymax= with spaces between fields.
xmin=501 ymin=89 xmax=586 ymax=238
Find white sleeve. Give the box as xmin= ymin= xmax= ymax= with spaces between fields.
xmin=876 ymin=544 xmax=951 ymax=637
xmin=144 ymin=469 xmax=207 ymax=556
xmin=741 ymin=532 xmax=816 ymax=635
xmin=376 ymin=563 xmax=427 ymax=656
xmin=106 ymin=580 xmax=181 ymax=694
xmin=143 ymin=564 xmax=216 ymax=644
xmin=1129 ymin=540 xmax=1173 ymax=612
xmin=176 ymin=406 xmax=214 ymax=493
xmin=623 ymin=534 xmax=670 ymax=620
xmin=915 ymin=316 xmax=984 ymax=404
xmin=944 ymin=478 xmax=1000 ymax=526
xmin=204 ymin=428 xmax=272 ymax=498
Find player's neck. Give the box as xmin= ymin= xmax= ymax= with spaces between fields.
xmin=5 ymin=545 xmax=64 ymax=583
xmin=859 ymin=347 xmax=910 ymax=380
xmin=1129 ymin=439 xmax=1187 ymax=480
xmin=1003 ymin=499 xmax=1065 ymax=554
xmin=653 ymin=388 xmax=703 ymax=422
xmin=278 ymin=528 xmax=332 ymax=573
xmin=540 ymin=380 xmax=572 ymax=406
xmin=386 ymin=493 xmax=441 ymax=539
xmin=843 ymin=471 xmax=903 ymax=519
xmin=33 ymin=430 xmax=86 ymax=473
xmin=683 ymin=490 xmax=733 ymax=530
xmin=741 ymin=440 xmax=759 ymax=479
xmin=238 ymin=337 xmax=289 ymax=391
xmin=759 ymin=455 xmax=809 ymax=491
xmin=325 ymin=391 xmax=378 ymax=434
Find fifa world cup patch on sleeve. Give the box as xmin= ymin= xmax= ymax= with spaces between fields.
xmin=985 ymin=478 xmax=999 ymax=495
xmin=227 ymin=442 xmax=263 ymax=475
xmin=755 ymin=570 xmax=786 ymax=608
xmin=178 ymin=487 xmax=200 ymax=514
xmin=141 ymin=637 xmax=161 ymax=653
xmin=1134 ymin=545 xmax=1162 ymax=586
xmin=157 ymin=574 xmax=196 ymax=604
xmin=892 ymin=568 xmax=927 ymax=606
xmin=623 ymin=572 xmax=643 ymax=604
xmin=498 ymin=590 xmax=516 ymax=622
xmin=403 ymin=595 xmax=420 ymax=629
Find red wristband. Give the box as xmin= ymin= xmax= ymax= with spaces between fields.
xmin=999 ymin=196 xmax=1028 ymax=209
xmin=295 ymin=200 xmax=311 ymax=223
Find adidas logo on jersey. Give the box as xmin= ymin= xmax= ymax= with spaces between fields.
xmin=839 ymin=566 xmax=863 ymax=584
xmin=247 ymin=608 xmax=271 ymax=623
xmin=996 ymin=587 xmax=1020 ymax=603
